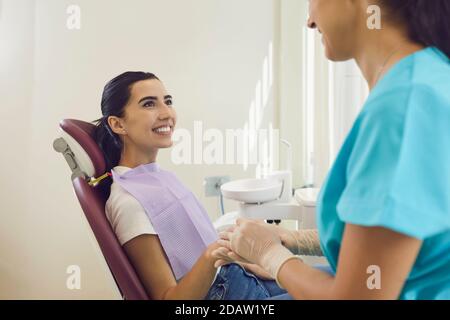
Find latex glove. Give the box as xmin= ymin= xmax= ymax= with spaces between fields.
xmin=212 ymin=226 xmax=251 ymax=266
xmin=223 ymin=220 xmax=322 ymax=256
xmin=277 ymin=226 xmax=322 ymax=256
xmin=211 ymin=247 xmax=274 ymax=280
xmin=240 ymin=220 xmax=301 ymax=254
xmin=211 ymin=245 xmax=248 ymax=267
xmin=219 ymin=218 xmax=300 ymax=284
xmin=212 ymin=236 xmax=273 ymax=280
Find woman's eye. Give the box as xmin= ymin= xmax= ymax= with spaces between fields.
xmin=143 ymin=101 xmax=155 ymax=107
xmin=166 ymin=99 xmax=173 ymax=106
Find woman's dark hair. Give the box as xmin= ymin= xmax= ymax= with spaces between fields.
xmin=93 ymin=71 xmax=159 ymax=172
xmin=381 ymin=0 xmax=450 ymax=58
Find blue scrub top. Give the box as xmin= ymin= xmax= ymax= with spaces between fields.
xmin=316 ymin=47 xmax=450 ymax=300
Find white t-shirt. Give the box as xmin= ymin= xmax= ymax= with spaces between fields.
xmin=105 ymin=165 xmax=222 ymax=281
xmin=105 ymin=166 xmax=157 ymax=246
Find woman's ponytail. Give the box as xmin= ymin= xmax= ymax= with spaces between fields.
xmin=382 ymin=0 xmax=450 ymax=58
xmin=93 ymin=116 xmax=123 ymax=172
xmin=92 ymin=71 xmax=159 ymax=172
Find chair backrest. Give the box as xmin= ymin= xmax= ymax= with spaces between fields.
xmin=53 ymin=119 xmax=149 ymax=300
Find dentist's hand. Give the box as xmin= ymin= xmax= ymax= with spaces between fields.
xmin=232 ymin=220 xmax=300 ymax=255
xmin=212 ymin=227 xmax=249 ymax=268
xmin=211 ymin=228 xmax=274 ymax=280
xmin=218 ymin=218 xmax=299 ymax=283
xmin=228 ymin=220 xmax=322 ymax=256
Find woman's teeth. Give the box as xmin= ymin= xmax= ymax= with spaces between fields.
xmin=153 ymin=126 xmax=171 ymax=134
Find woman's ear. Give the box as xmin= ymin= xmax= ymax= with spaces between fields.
xmin=108 ymin=116 xmax=127 ymax=136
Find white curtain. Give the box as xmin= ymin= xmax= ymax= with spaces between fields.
xmin=278 ymin=0 xmax=369 ymax=189
xmin=305 ymin=29 xmax=369 ymax=187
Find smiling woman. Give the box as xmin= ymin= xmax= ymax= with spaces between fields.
xmin=93 ymin=72 xmax=176 ymax=171
xmin=90 ymin=71 xmax=290 ymax=300
xmin=1 ymin=0 xmax=285 ymax=300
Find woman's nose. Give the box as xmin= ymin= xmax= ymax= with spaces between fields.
xmin=307 ymin=17 xmax=317 ymax=29
xmin=158 ymin=105 xmax=172 ymax=120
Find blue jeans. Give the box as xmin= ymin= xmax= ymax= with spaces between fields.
xmin=266 ymin=264 xmax=335 ymax=300
xmin=205 ymin=263 xmax=287 ymax=300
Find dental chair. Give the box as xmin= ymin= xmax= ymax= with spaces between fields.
xmin=53 ymin=119 xmax=149 ymax=300
xmin=53 ymin=119 xmax=326 ymax=300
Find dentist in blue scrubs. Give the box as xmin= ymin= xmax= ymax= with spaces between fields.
xmin=215 ymin=0 xmax=450 ymax=299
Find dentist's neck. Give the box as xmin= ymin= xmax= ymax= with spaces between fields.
xmin=353 ymin=25 xmax=424 ymax=90
xmin=118 ymin=144 xmax=158 ymax=169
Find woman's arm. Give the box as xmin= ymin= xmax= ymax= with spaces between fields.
xmin=277 ymin=224 xmax=422 ymax=299
xmin=123 ymin=234 xmax=220 ymax=300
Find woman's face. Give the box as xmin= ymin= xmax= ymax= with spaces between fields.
xmin=115 ymin=79 xmax=177 ymax=153
xmin=308 ymin=0 xmax=365 ymax=61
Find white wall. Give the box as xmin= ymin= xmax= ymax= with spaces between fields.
xmin=278 ymin=0 xmax=306 ymax=188
xmin=0 ymin=0 xmax=36 ymax=299
xmin=1 ymin=0 xmax=279 ymax=298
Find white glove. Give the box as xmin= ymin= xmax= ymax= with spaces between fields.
xmin=211 ymin=242 xmax=274 ymax=280
xmin=223 ymin=220 xmax=323 ymax=256
xmin=280 ymin=228 xmax=323 ymax=256
xmin=218 ymin=218 xmax=301 ymax=286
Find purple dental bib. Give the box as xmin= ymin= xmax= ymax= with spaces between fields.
xmin=111 ymin=162 xmax=218 ymax=280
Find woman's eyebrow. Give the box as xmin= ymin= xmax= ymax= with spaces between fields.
xmin=138 ymin=96 xmax=157 ymax=103
xmin=138 ymin=95 xmax=172 ymax=103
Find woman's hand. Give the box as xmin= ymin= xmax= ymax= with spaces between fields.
xmin=211 ymin=249 xmax=274 ymax=280
xmin=217 ymin=218 xmax=298 ymax=280
xmin=211 ymin=236 xmax=274 ymax=280
xmin=207 ymin=239 xmax=250 ymax=267
xmin=204 ymin=240 xmax=227 ymax=265
xmin=211 ymin=229 xmax=250 ymax=268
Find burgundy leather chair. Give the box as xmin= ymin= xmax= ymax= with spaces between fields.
xmin=53 ymin=119 xmax=149 ymax=300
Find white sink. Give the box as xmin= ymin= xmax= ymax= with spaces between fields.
xmin=220 ymin=178 xmax=283 ymax=203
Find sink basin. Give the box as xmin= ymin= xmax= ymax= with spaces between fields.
xmin=220 ymin=178 xmax=283 ymax=203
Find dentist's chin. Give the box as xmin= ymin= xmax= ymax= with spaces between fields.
xmin=321 ymin=35 xmax=337 ymax=62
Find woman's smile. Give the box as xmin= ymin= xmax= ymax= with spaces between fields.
xmin=152 ymin=125 xmax=173 ymax=136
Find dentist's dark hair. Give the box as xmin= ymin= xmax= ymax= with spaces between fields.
xmin=381 ymin=0 xmax=450 ymax=58
xmin=93 ymin=71 xmax=159 ymax=172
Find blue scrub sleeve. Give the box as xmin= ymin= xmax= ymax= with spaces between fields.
xmin=337 ymin=85 xmax=450 ymax=240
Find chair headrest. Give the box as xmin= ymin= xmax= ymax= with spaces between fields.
xmin=59 ymin=119 xmax=106 ymax=178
